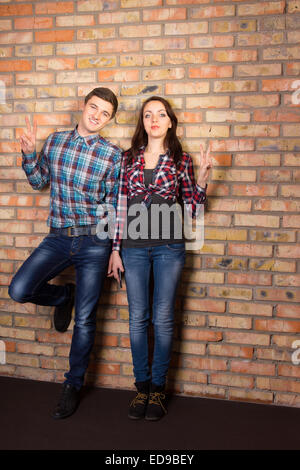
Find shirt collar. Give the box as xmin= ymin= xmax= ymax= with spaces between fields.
xmin=71 ymin=126 xmax=101 ymax=147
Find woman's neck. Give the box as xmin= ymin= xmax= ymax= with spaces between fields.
xmin=145 ymin=137 xmax=165 ymax=156
xmin=144 ymin=139 xmax=165 ymax=169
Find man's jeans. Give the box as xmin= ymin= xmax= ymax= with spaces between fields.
xmin=9 ymin=233 xmax=111 ymax=390
xmin=122 ymin=243 xmax=185 ymax=386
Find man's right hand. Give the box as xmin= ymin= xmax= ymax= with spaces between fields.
xmin=20 ymin=116 xmax=37 ymax=155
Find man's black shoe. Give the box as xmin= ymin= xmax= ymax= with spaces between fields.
xmin=128 ymin=381 xmax=150 ymax=420
xmin=52 ymin=383 xmax=80 ymax=419
xmin=54 ymin=283 xmax=75 ymax=332
xmin=145 ymin=383 xmax=167 ymax=421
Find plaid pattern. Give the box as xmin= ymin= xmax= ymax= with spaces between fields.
xmin=22 ymin=127 xmax=121 ymax=228
xmin=112 ymin=147 xmax=206 ymax=251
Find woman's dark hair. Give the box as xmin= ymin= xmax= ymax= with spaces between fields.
xmin=84 ymin=87 xmax=118 ymax=119
xmin=128 ymin=96 xmax=182 ymax=164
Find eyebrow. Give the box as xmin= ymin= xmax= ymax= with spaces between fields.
xmin=89 ymin=102 xmax=111 ymax=116
xmin=144 ymin=109 xmax=166 ymax=113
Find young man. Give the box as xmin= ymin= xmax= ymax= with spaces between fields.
xmin=9 ymin=88 xmax=122 ymax=419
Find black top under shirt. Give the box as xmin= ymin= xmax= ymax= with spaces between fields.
xmin=122 ymin=169 xmax=184 ymax=248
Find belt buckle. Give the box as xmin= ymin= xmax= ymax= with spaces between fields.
xmin=67 ymin=226 xmax=74 ymax=237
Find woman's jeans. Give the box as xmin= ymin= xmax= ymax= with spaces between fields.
xmin=9 ymin=233 xmax=111 ymax=390
xmin=122 ymin=243 xmax=185 ymax=387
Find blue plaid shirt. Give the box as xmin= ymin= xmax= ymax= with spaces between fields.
xmin=22 ymin=127 xmax=121 ymax=228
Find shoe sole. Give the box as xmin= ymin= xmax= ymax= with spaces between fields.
xmin=145 ymin=409 xmax=167 ymax=421
xmin=145 ymin=415 xmax=164 ymax=421
xmin=52 ymin=405 xmax=78 ymax=420
xmin=128 ymin=413 xmax=145 ymax=420
xmin=54 ymin=311 xmax=73 ymax=333
xmin=52 ymin=412 xmax=74 ymax=419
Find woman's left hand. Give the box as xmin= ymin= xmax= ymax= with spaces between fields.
xmin=107 ymin=250 xmax=124 ymax=283
xmin=196 ymin=142 xmax=213 ymax=189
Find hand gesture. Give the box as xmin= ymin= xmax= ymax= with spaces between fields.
xmin=107 ymin=250 xmax=124 ymax=284
xmin=20 ymin=116 xmax=37 ymax=155
xmin=197 ymin=142 xmax=213 ymax=189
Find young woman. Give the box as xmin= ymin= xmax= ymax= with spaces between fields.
xmin=108 ymin=96 xmax=212 ymax=421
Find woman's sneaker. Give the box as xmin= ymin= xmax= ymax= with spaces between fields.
xmin=128 ymin=381 xmax=150 ymax=420
xmin=145 ymin=383 xmax=167 ymax=421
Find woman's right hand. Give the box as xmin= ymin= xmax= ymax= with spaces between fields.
xmin=107 ymin=250 xmax=124 ymax=283
xmin=20 ymin=116 xmax=37 ymax=155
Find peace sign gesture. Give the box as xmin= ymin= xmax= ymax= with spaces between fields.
xmin=20 ymin=116 xmax=37 ymax=155
xmin=196 ymin=142 xmax=213 ymax=189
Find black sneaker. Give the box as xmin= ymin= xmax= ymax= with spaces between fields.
xmin=145 ymin=383 xmax=167 ymax=421
xmin=54 ymin=283 xmax=75 ymax=332
xmin=52 ymin=383 xmax=80 ymax=419
xmin=128 ymin=381 xmax=150 ymax=420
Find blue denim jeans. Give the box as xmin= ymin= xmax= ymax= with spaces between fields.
xmin=122 ymin=243 xmax=185 ymax=386
xmin=9 ymin=233 xmax=111 ymax=390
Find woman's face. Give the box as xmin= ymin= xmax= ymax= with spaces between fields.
xmin=143 ymin=100 xmax=172 ymax=141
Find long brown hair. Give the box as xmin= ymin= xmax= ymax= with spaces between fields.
xmin=128 ymin=96 xmax=182 ymax=164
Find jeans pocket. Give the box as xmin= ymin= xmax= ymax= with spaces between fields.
xmin=166 ymin=242 xmax=185 ymax=251
xmin=91 ymin=233 xmax=111 ymax=246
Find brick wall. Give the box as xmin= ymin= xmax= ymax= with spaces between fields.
xmin=0 ymin=0 xmax=300 ymax=408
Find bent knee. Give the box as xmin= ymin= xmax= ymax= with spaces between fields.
xmin=8 ymin=279 xmax=28 ymax=303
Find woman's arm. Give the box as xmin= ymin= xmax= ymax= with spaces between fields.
xmin=178 ymin=146 xmax=212 ymax=218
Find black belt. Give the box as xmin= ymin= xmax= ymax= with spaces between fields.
xmin=50 ymin=225 xmax=97 ymax=237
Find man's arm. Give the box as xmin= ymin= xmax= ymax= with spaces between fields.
xmin=104 ymin=148 xmax=122 ymax=211
xmin=100 ymin=148 xmax=121 ymax=239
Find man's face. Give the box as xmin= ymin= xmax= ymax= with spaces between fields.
xmin=78 ymin=96 xmax=114 ymax=137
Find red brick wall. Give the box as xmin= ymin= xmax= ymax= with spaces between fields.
xmin=0 ymin=0 xmax=300 ymax=407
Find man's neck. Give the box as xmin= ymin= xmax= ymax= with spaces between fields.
xmin=76 ymin=123 xmax=99 ymax=138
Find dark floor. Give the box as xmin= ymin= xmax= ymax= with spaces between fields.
xmin=0 ymin=375 xmax=299 ymax=451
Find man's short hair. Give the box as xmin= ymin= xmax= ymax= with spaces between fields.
xmin=84 ymin=87 xmax=118 ymax=119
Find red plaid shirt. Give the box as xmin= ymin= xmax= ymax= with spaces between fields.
xmin=112 ymin=147 xmax=206 ymax=251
